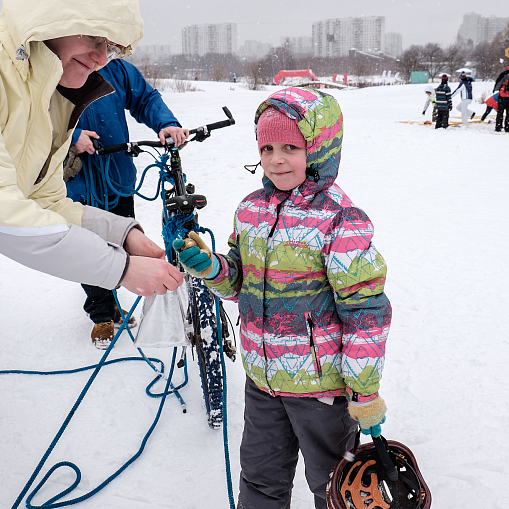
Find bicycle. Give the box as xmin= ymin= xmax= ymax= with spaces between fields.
xmin=95 ymin=106 xmax=237 ymax=429
xmin=7 ymin=108 xmax=239 ymax=509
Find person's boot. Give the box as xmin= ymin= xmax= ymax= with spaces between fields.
xmin=91 ymin=321 xmax=115 ymax=350
xmin=114 ymin=306 xmax=137 ymax=329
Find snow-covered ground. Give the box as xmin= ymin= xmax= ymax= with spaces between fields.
xmin=1 ymin=80 xmax=508 ymax=509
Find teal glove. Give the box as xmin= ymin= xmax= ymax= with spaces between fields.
xmin=173 ymin=232 xmax=219 ymax=279
xmin=348 ymin=395 xmax=387 ymax=438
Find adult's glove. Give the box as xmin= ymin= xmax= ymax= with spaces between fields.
xmin=172 ymin=231 xmax=219 ymax=279
xmin=448 ymin=105 xmax=453 ymax=111
xmin=348 ymin=394 xmax=387 ymax=438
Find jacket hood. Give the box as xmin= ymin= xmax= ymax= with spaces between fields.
xmin=254 ymin=87 xmax=343 ymax=198
xmin=0 ymin=0 xmax=143 ymax=68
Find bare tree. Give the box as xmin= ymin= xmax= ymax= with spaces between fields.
xmin=210 ymin=66 xmax=228 ymax=81
xmin=396 ymin=45 xmax=424 ymax=82
xmin=471 ymin=42 xmax=499 ymax=80
xmin=421 ymin=43 xmax=444 ymax=80
xmin=136 ymin=55 xmax=169 ymax=90
xmin=442 ymin=44 xmax=466 ymax=77
xmin=246 ymin=61 xmax=264 ymax=90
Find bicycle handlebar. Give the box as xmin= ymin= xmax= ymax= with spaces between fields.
xmin=96 ymin=106 xmax=235 ymax=156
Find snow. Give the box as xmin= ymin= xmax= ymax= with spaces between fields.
xmin=1 ymin=79 xmax=508 ymax=508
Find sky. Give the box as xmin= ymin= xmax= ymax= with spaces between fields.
xmin=135 ymin=0 xmax=508 ymax=53
xmin=0 ymin=0 xmax=507 ymax=53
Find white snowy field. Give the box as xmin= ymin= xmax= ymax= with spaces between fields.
xmin=1 ymin=79 xmax=508 ymax=509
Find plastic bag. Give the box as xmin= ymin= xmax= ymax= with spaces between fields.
xmin=135 ymin=284 xmax=191 ymax=348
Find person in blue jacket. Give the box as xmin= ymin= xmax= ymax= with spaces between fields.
xmin=451 ymin=71 xmax=475 ymax=127
xmin=65 ymin=58 xmax=189 ymax=348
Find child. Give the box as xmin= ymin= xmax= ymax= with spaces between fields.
xmin=422 ymin=84 xmax=437 ymax=121
xmin=451 ymin=70 xmax=475 ymax=127
xmin=434 ymin=74 xmax=453 ymax=129
xmin=174 ymin=87 xmax=391 ymax=509
xmin=480 ymin=92 xmax=499 ymax=122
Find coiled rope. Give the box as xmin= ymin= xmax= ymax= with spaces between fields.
xmin=4 ymin=148 xmax=233 ymax=508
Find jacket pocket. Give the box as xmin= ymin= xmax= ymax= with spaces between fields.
xmin=305 ymin=313 xmax=322 ymax=378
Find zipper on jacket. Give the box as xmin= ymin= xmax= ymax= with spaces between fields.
xmin=262 ymin=342 xmax=274 ymax=395
xmin=305 ymin=313 xmax=322 ymax=378
xmin=268 ymin=202 xmax=283 ymax=239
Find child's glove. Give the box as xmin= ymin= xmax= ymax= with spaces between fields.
xmin=422 ymin=111 xmax=425 ymax=115
xmin=172 ymin=231 xmax=219 ymax=279
xmin=348 ymin=395 xmax=387 ymax=438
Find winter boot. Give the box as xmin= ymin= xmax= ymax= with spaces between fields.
xmin=91 ymin=321 xmax=115 ymax=350
xmin=114 ymin=306 xmax=137 ymax=329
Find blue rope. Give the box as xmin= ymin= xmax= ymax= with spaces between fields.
xmin=200 ymin=228 xmax=235 ymax=509
xmin=5 ymin=294 xmax=188 ymax=508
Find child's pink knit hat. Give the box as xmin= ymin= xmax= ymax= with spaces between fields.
xmin=256 ymin=107 xmax=306 ymax=152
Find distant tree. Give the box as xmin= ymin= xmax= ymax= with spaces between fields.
xmin=471 ymin=42 xmax=500 ymax=80
xmin=136 ymin=55 xmax=169 ymax=90
xmin=210 ymin=65 xmax=228 ymax=82
xmin=489 ymin=21 xmax=509 ymax=74
xmin=421 ymin=43 xmax=444 ymax=80
xmin=442 ymin=43 xmax=466 ymax=77
xmin=246 ymin=61 xmax=264 ymax=90
xmin=260 ymin=46 xmax=296 ymax=82
xmin=396 ymin=45 xmax=424 ymax=82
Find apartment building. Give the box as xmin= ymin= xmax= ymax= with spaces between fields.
xmin=281 ymin=36 xmax=313 ymax=57
xmin=182 ymin=23 xmax=237 ymax=56
xmin=458 ymin=13 xmax=509 ymax=46
xmin=312 ymin=16 xmax=385 ymax=58
xmin=384 ymin=32 xmax=402 ymax=57
xmin=238 ymin=40 xmax=272 ymax=60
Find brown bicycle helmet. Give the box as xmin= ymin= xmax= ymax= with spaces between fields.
xmin=326 ymin=435 xmax=432 ymax=509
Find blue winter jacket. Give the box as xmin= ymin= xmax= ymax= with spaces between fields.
xmin=451 ymin=78 xmax=473 ymax=101
xmin=66 ymin=59 xmax=180 ymax=202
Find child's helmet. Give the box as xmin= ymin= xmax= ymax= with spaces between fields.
xmin=326 ymin=435 xmax=432 ymax=509
xmin=440 ymin=73 xmax=449 ymax=81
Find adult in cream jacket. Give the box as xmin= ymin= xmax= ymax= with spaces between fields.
xmin=0 ymin=0 xmax=182 ymax=296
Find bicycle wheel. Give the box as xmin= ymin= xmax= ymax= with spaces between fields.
xmin=186 ymin=274 xmax=223 ymax=429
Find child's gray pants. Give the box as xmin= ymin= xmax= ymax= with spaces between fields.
xmin=237 ymin=376 xmax=358 ymax=509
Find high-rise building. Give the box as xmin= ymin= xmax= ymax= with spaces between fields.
xmin=458 ymin=13 xmax=509 ymax=46
xmin=384 ymin=32 xmax=402 ymax=57
xmin=238 ymin=40 xmax=272 ymax=60
xmin=182 ymin=23 xmax=237 ymax=56
xmin=281 ymin=36 xmax=313 ymax=57
xmin=312 ymin=16 xmax=385 ymax=58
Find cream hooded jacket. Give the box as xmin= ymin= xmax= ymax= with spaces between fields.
xmin=0 ymin=0 xmax=144 ymax=288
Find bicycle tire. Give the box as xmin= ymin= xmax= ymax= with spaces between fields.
xmin=186 ymin=275 xmax=223 ymax=429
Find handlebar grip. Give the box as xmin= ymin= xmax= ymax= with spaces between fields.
xmin=206 ymin=119 xmax=235 ymax=131
xmin=96 ymin=143 xmax=128 ymax=155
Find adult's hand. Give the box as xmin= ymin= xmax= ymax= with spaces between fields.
xmin=159 ymin=126 xmax=189 ymax=148
xmin=121 ymin=256 xmax=183 ymax=296
xmin=74 ymin=130 xmax=99 ymax=154
xmin=124 ymin=227 xmax=165 ymax=259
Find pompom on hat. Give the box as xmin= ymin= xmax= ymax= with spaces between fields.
xmin=256 ymin=107 xmax=307 ymax=152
